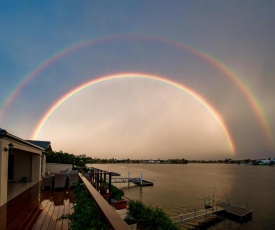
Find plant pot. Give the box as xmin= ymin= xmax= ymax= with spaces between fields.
xmin=112 ymin=199 xmax=127 ymax=210
xmin=101 ymin=193 xmax=111 ymax=200
xmin=100 ymin=188 xmax=107 ymax=194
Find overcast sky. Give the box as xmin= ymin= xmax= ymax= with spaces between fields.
xmin=1 ymin=1 xmax=275 ymax=160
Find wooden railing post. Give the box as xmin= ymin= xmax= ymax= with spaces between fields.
xmin=108 ymin=173 xmax=112 ymax=203
xmin=100 ymin=170 xmax=103 ymax=184
xmin=96 ymin=170 xmax=99 ymax=190
xmin=78 ymin=173 xmax=130 ymax=230
xmin=104 ymin=172 xmax=106 ymax=182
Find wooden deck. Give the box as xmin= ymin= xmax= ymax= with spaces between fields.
xmin=0 ymin=182 xmax=74 ymax=230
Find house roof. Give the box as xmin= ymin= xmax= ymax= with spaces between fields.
xmin=25 ymin=140 xmax=52 ymax=151
xmin=0 ymin=128 xmax=8 ymax=135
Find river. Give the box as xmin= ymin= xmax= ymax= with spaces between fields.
xmin=87 ymin=163 xmax=275 ymax=229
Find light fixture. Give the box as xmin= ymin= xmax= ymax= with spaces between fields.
xmin=4 ymin=143 xmax=14 ymax=152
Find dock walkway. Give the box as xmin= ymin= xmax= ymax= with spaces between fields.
xmin=171 ymin=204 xmax=224 ymax=230
xmin=172 ymin=200 xmax=252 ymax=229
xmin=112 ymin=177 xmax=154 ymax=186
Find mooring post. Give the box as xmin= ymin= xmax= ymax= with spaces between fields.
xmin=128 ymin=171 xmax=130 ymax=188
xmin=140 ymin=173 xmax=143 ymax=186
xmin=181 ymin=212 xmax=183 ymax=222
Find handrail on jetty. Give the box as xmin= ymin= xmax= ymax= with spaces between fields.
xmin=78 ymin=173 xmax=130 ymax=230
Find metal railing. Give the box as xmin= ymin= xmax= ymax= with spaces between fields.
xmin=78 ymin=173 xmax=130 ymax=230
xmin=171 ymin=202 xmax=224 ymax=223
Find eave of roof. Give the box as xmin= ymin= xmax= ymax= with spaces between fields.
xmin=0 ymin=128 xmax=44 ymax=151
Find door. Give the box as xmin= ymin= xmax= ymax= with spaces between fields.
xmin=8 ymin=154 xmax=14 ymax=181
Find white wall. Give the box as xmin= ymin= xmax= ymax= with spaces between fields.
xmin=32 ymin=154 xmax=41 ymax=182
xmin=14 ymin=150 xmax=32 ymax=182
xmin=41 ymin=155 xmax=46 ymax=176
xmin=0 ymin=139 xmax=9 ymax=206
xmin=0 ymin=138 xmax=43 ymax=206
xmin=46 ymin=163 xmax=72 ymax=173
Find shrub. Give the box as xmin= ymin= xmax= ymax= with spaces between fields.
xmin=59 ymin=182 xmax=109 ymax=230
xmin=128 ymin=200 xmax=180 ymax=230
xmin=111 ymin=185 xmax=124 ymax=200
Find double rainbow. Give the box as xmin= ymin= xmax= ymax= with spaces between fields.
xmin=1 ymin=34 xmax=272 ymax=151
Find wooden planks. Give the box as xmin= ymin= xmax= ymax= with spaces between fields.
xmin=0 ymin=182 xmax=74 ymax=230
xmin=33 ymin=190 xmax=74 ymax=230
xmin=0 ymin=182 xmax=40 ymax=230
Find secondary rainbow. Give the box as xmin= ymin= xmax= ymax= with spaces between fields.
xmin=2 ymin=34 xmax=272 ymax=147
xmin=31 ymin=72 xmax=235 ymax=154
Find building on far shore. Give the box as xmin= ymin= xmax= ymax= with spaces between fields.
xmin=0 ymin=128 xmax=45 ymax=206
xmin=259 ymin=159 xmax=275 ymax=165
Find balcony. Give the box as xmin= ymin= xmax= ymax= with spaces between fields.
xmin=0 ymin=173 xmax=130 ymax=230
xmin=0 ymin=182 xmax=73 ymax=230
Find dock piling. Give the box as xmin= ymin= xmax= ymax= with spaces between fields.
xmin=128 ymin=171 xmax=130 ymax=188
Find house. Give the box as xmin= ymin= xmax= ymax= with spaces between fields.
xmin=25 ymin=140 xmax=52 ymax=152
xmin=0 ymin=128 xmax=44 ymax=206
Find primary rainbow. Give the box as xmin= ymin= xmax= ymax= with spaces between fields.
xmin=31 ymin=72 xmax=235 ymax=154
xmin=1 ymin=34 xmax=272 ymax=147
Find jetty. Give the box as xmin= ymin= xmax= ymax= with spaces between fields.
xmin=112 ymin=177 xmax=153 ymax=186
xmin=129 ymin=178 xmax=153 ymax=186
xmin=86 ymin=167 xmax=153 ymax=188
xmin=171 ymin=198 xmax=252 ymax=229
xmin=171 ymin=204 xmax=225 ymax=229
xmin=216 ymin=201 xmax=252 ymax=222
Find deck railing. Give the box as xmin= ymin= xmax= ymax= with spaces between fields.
xmin=78 ymin=173 xmax=130 ymax=230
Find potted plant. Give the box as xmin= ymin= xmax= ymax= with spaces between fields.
xmin=99 ymin=181 xmax=109 ymax=194
xmin=111 ymin=185 xmax=127 ymax=210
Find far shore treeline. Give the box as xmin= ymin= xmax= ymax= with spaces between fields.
xmin=44 ymin=150 xmax=188 ymax=165
xmin=45 ymin=150 xmax=274 ymax=166
xmin=45 ymin=150 xmax=89 ymax=166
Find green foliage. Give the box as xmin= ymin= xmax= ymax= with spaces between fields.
xmin=45 ymin=150 xmax=88 ymax=166
xmin=128 ymin=200 xmax=180 ymax=230
xmin=111 ymin=185 xmax=124 ymax=200
xmin=60 ymin=182 xmax=109 ymax=230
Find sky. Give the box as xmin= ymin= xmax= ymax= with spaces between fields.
xmin=1 ymin=1 xmax=275 ymax=160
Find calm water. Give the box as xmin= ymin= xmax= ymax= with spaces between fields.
xmin=88 ymin=163 xmax=275 ymax=229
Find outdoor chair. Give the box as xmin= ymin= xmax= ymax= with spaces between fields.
xmin=42 ymin=174 xmax=52 ymax=190
xmin=54 ymin=173 xmax=67 ymax=190
xmin=60 ymin=168 xmax=69 ymax=174
xmin=69 ymin=173 xmax=79 ymax=188
xmin=69 ymin=170 xmax=78 ymax=174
